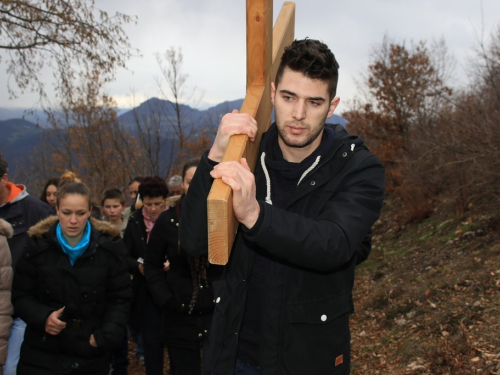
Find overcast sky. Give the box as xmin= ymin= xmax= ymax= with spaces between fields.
xmin=1 ymin=0 xmax=499 ymax=115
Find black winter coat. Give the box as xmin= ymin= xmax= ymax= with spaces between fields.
xmin=180 ymin=124 xmax=385 ymax=375
xmin=144 ymin=200 xmax=222 ymax=349
xmin=123 ymin=208 xmax=153 ymax=328
xmin=12 ymin=216 xmax=132 ymax=375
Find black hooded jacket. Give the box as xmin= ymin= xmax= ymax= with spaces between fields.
xmin=12 ymin=216 xmax=131 ymax=375
xmin=179 ymin=124 xmax=385 ymax=375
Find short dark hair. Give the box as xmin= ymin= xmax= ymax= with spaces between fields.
xmin=40 ymin=178 xmax=60 ymax=203
xmin=275 ymin=38 xmax=340 ymax=99
xmin=0 ymin=154 xmax=8 ymax=177
xmin=182 ymin=158 xmax=200 ymax=179
xmin=138 ymin=176 xmax=169 ymax=200
xmin=57 ymin=182 xmax=92 ymax=210
xmin=129 ymin=177 xmax=145 ymax=186
xmin=101 ymin=188 xmax=126 ymax=206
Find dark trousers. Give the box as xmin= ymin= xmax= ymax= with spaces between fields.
xmin=168 ymin=336 xmax=209 ymax=375
xmin=142 ymin=291 xmax=164 ymax=375
xmin=111 ymin=330 xmax=129 ymax=374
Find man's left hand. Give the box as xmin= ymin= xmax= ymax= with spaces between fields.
xmin=210 ymin=158 xmax=260 ymax=229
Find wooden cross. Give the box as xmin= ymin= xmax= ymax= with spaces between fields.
xmin=207 ymin=0 xmax=295 ymax=265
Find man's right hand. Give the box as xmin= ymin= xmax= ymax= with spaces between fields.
xmin=45 ymin=306 xmax=67 ymax=335
xmin=207 ymin=109 xmax=258 ymax=162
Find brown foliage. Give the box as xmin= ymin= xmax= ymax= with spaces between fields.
xmin=0 ymin=0 xmax=136 ymax=102
xmin=342 ymin=36 xmax=500 ymax=224
xmin=19 ymin=69 xmax=142 ymax=200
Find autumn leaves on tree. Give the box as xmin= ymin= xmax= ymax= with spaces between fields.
xmin=344 ymin=33 xmax=500 ymax=223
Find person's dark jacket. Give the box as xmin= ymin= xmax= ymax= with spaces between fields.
xmin=122 ymin=208 xmax=149 ymax=328
xmin=123 ymin=208 xmax=147 ymax=276
xmin=179 ymin=124 xmax=385 ymax=375
xmin=145 ymin=200 xmax=222 ymax=349
xmin=0 ymin=188 xmax=53 ymax=269
xmin=12 ymin=216 xmax=131 ymax=375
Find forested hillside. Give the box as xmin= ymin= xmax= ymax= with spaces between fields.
xmin=343 ymin=31 xmax=500 ymax=375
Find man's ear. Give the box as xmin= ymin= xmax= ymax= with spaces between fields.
xmin=271 ymin=82 xmax=276 ymax=106
xmin=327 ymin=96 xmax=340 ymax=118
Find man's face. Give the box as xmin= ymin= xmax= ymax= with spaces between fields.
xmin=128 ymin=181 xmax=140 ymax=203
xmin=271 ymin=68 xmax=339 ymax=160
xmin=102 ymin=198 xmax=125 ymax=222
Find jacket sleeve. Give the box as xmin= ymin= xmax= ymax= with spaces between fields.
xmin=179 ymin=151 xmax=215 ymax=256
xmin=355 ymin=231 xmax=372 ymax=265
xmin=92 ymin=239 xmax=132 ymax=351
xmin=242 ymin=153 xmax=385 ymax=272
xmin=12 ymin=244 xmax=57 ymax=333
xmin=144 ymin=212 xmax=173 ymax=309
xmin=0 ymin=238 xmax=13 ymax=366
xmin=123 ymin=216 xmax=140 ymax=275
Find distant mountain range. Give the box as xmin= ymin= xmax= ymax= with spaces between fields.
xmin=0 ymin=98 xmax=346 ymax=177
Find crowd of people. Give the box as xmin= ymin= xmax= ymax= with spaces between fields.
xmin=0 ymin=153 xmax=219 ymax=375
xmin=0 ymin=38 xmax=384 ymax=375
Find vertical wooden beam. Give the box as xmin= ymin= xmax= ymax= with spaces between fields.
xmin=272 ymin=2 xmax=295 ymax=82
xmin=207 ymin=1 xmax=295 ymax=265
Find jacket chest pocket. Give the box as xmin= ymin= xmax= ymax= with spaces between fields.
xmin=6 ymin=213 xmax=27 ymax=237
xmin=283 ymin=294 xmax=352 ymax=374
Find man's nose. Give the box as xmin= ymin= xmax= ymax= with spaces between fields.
xmin=292 ymin=100 xmax=306 ymax=120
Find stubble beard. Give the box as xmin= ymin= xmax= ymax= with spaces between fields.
xmin=276 ymin=120 xmax=325 ymax=149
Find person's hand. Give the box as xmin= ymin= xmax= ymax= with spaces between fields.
xmin=45 ymin=307 xmax=67 ymax=335
xmin=163 ymin=260 xmax=170 ymax=272
xmin=138 ymin=263 xmax=145 ymax=275
xmin=208 ymin=110 xmax=258 ymax=162
xmin=210 ymin=158 xmax=260 ymax=229
xmin=89 ymin=334 xmax=98 ymax=348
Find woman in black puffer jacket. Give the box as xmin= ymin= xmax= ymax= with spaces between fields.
xmin=145 ymin=158 xmax=222 ymax=375
xmin=12 ymin=181 xmax=131 ymax=375
xmin=123 ymin=176 xmax=169 ymax=374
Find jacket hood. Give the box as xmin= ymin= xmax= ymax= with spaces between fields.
xmin=28 ymin=216 xmax=121 ymax=239
xmin=329 ymin=123 xmax=366 ymax=150
xmin=0 ymin=218 xmax=13 ymax=238
xmin=258 ymin=123 xmax=365 ymax=205
xmin=0 ymin=183 xmax=28 ymax=208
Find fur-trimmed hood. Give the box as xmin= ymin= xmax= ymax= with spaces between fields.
xmin=28 ymin=216 xmax=121 ymax=239
xmin=0 ymin=218 xmax=13 ymax=238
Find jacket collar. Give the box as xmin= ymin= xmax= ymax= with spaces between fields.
xmin=26 ymin=216 xmax=122 ymax=259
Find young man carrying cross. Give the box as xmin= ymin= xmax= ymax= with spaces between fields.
xmin=180 ymin=39 xmax=385 ymax=375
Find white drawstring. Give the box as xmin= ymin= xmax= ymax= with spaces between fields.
xmin=261 ymin=152 xmax=323 ymax=204
xmin=298 ymin=156 xmax=321 ymax=186
xmin=260 ymin=152 xmax=273 ymax=205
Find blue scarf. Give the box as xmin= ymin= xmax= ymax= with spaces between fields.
xmin=56 ymin=221 xmax=91 ymax=266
